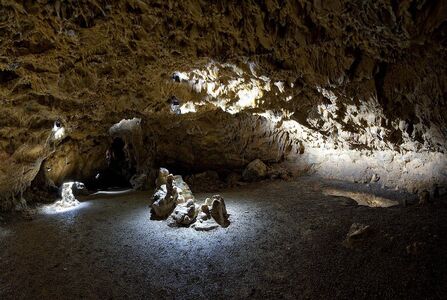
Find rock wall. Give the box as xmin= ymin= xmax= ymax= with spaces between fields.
xmin=0 ymin=1 xmax=446 ymax=209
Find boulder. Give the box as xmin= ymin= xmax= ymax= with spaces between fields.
xmin=191 ymin=195 xmax=230 ymax=230
xmin=150 ymin=168 xmax=230 ymax=230
xmin=173 ymin=175 xmax=195 ymax=203
xmin=242 ymin=159 xmax=267 ymax=181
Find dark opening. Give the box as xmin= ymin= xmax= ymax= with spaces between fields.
xmin=95 ymin=137 xmax=136 ymax=189
xmin=0 ymin=70 xmax=19 ymax=83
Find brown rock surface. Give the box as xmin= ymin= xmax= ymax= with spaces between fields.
xmin=0 ymin=1 xmax=446 ymax=209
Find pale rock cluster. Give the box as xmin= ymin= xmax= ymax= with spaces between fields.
xmin=47 ymin=181 xmax=85 ymax=211
xmin=150 ymin=168 xmax=230 ymax=231
xmin=172 ymin=61 xmax=288 ymax=114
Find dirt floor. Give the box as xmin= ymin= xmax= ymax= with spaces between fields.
xmin=0 ymin=177 xmax=446 ymax=299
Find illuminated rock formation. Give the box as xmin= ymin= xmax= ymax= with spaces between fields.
xmin=151 ymin=168 xmax=230 ymax=229
xmin=151 ymin=174 xmax=177 ymax=219
xmin=191 ymin=195 xmax=230 ymax=231
xmin=210 ymin=195 xmax=230 ymax=228
xmin=151 ymin=171 xmax=195 ymax=219
xmin=170 ymin=199 xmax=198 ymax=226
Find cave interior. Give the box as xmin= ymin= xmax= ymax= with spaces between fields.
xmin=0 ymin=1 xmax=446 ymax=299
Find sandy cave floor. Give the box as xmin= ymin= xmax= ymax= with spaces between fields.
xmin=0 ymin=177 xmax=446 ymax=299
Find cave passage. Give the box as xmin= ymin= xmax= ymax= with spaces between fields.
xmin=96 ymin=137 xmax=135 ymax=190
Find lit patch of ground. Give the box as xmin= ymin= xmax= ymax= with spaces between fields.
xmin=0 ymin=178 xmax=446 ymax=299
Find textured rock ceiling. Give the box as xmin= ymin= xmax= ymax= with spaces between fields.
xmin=0 ymin=0 xmax=446 ymax=210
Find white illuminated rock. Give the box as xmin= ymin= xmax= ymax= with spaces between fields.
xmin=150 ymin=169 xmax=230 ymax=230
xmin=170 ymin=199 xmax=198 ymax=226
xmin=54 ymin=182 xmax=83 ymax=208
xmin=109 ymin=118 xmax=141 ymax=135
xmin=53 ymin=127 xmax=65 ymax=140
xmin=51 ymin=120 xmax=66 ymax=141
xmin=192 ymin=219 xmax=220 ymax=231
xmin=173 ymin=176 xmax=195 ymax=204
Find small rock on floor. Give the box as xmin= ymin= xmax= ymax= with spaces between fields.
xmin=192 ymin=219 xmax=220 ymax=231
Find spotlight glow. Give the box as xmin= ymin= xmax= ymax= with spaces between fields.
xmin=40 ymin=201 xmax=90 ymax=214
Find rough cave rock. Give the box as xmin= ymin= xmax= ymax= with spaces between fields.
xmin=0 ymin=0 xmax=446 ymax=210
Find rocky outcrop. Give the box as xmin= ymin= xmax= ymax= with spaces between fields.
xmin=52 ymin=181 xmax=84 ymax=210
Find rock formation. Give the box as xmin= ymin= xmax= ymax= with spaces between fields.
xmin=170 ymin=199 xmax=198 ymax=226
xmin=209 ymin=195 xmax=230 ymax=228
xmin=150 ymin=168 xmax=229 ymax=230
xmin=155 ymin=168 xmax=169 ymax=188
xmin=54 ymin=181 xmax=84 ymax=209
xmin=151 ymin=169 xmax=195 ymax=219
xmin=192 ymin=195 xmax=230 ymax=231
xmin=151 ymin=174 xmax=178 ymax=219
xmin=0 ymin=1 xmax=446 ymax=210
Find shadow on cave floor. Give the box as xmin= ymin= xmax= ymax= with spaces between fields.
xmin=0 ymin=177 xmax=446 ymax=299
